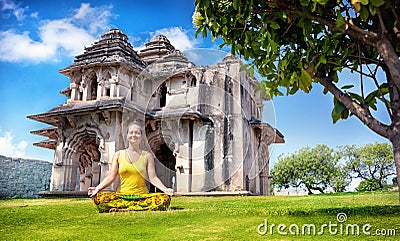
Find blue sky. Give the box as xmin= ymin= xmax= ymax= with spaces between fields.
xmin=0 ymin=0 xmax=389 ymax=168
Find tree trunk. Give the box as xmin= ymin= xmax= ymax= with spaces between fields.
xmin=390 ymin=135 xmax=400 ymax=200
xmin=389 ymin=83 xmax=400 ymax=200
xmin=305 ymin=184 xmax=314 ymax=195
xmin=386 ymin=62 xmax=400 ymax=200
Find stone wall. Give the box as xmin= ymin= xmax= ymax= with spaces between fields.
xmin=0 ymin=155 xmax=52 ymax=198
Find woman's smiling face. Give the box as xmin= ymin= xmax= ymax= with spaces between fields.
xmin=127 ymin=123 xmax=142 ymax=144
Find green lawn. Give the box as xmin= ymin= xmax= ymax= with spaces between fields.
xmin=1 ymin=191 xmax=399 ymax=240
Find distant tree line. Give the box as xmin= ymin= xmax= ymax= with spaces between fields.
xmin=271 ymin=143 xmax=395 ymax=194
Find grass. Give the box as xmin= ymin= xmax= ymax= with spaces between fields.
xmin=0 ymin=191 xmax=399 ymax=240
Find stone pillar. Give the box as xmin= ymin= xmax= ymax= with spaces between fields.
xmin=70 ymin=164 xmax=78 ymax=191
xmin=70 ymin=83 xmax=79 ymax=101
xmin=63 ymin=153 xmax=78 ymax=191
xmin=175 ymin=154 xmax=189 ymax=193
xmin=50 ymin=165 xmax=65 ymax=191
xmin=97 ymin=82 xmax=102 ymax=100
xmin=82 ymin=76 xmax=89 ymax=101
xmin=92 ymin=160 xmax=101 ymax=187
xmin=110 ymin=76 xmax=117 ymax=98
xmin=83 ymin=165 xmax=92 ymax=191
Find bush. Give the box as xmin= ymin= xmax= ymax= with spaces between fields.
xmin=357 ymin=178 xmax=381 ymax=192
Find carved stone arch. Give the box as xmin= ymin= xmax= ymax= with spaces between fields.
xmin=85 ymin=70 xmax=98 ymax=101
xmin=63 ymin=125 xmax=104 ymax=191
xmin=72 ymin=71 xmax=82 ymax=84
xmin=101 ymin=70 xmax=112 ymax=97
xmin=146 ymin=128 xmax=164 ymax=152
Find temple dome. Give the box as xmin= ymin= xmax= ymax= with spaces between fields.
xmin=101 ymin=28 xmax=128 ymax=41
xmin=139 ymin=35 xmax=175 ymax=65
xmin=60 ymin=28 xmax=146 ymax=74
xmin=150 ymin=35 xmax=171 ymax=43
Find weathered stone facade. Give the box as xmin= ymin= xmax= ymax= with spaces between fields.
xmin=28 ymin=29 xmax=284 ymax=195
xmin=0 ymin=155 xmax=52 ymax=198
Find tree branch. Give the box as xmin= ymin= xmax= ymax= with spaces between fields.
xmin=295 ymin=9 xmax=378 ymax=46
xmin=377 ymin=9 xmax=388 ymax=37
xmin=318 ymin=76 xmax=391 ymax=139
xmin=370 ymin=69 xmax=393 ymax=119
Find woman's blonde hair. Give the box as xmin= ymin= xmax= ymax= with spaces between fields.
xmin=127 ymin=120 xmax=144 ymax=134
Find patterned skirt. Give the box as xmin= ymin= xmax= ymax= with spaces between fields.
xmin=92 ymin=191 xmax=171 ymax=213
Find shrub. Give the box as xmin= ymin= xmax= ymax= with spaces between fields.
xmin=357 ymin=178 xmax=381 ymax=192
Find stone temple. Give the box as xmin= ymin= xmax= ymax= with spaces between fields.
xmin=28 ymin=29 xmax=284 ymax=196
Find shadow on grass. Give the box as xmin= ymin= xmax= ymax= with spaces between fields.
xmin=170 ymin=206 xmax=185 ymax=210
xmin=288 ymin=205 xmax=400 ymax=216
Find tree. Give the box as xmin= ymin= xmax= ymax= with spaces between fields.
xmin=194 ymin=0 xmax=400 ymax=198
xmin=271 ymin=145 xmax=348 ymax=194
xmin=340 ymin=142 xmax=395 ymax=189
xmin=357 ymin=178 xmax=381 ymax=191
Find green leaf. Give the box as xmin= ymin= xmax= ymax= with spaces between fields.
xmin=195 ymin=27 xmax=202 ymax=38
xmin=270 ymin=21 xmax=280 ymax=30
xmin=336 ymin=11 xmax=345 ymax=29
xmin=202 ymin=28 xmax=208 ymax=38
xmin=299 ymin=69 xmax=312 ymax=93
xmin=368 ymin=4 xmax=377 ymax=15
xmin=233 ymin=0 xmax=239 ymax=10
xmin=360 ymin=0 xmax=369 ymax=5
xmin=300 ymin=0 xmax=310 ymax=7
xmin=341 ymin=84 xmax=354 ymax=90
xmin=360 ymin=6 xmax=369 ymax=21
xmin=239 ymin=64 xmax=249 ymax=72
xmin=315 ymin=0 xmax=329 ymax=5
xmin=319 ymin=55 xmax=326 ymax=64
xmin=248 ymin=66 xmax=255 ymax=77
xmin=370 ymin=0 xmax=384 ymax=7
xmin=379 ymin=83 xmax=389 ymax=95
xmin=348 ymin=92 xmax=363 ymax=104
xmin=333 ymin=99 xmax=346 ymax=115
xmin=365 ymin=90 xmax=378 ymax=103
xmin=288 ymin=85 xmax=298 ymax=95
xmin=332 ymin=98 xmax=349 ymax=124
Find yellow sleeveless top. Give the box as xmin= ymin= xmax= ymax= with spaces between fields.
xmin=117 ymin=150 xmax=149 ymax=194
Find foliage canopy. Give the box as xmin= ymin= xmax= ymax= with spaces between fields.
xmin=340 ymin=142 xmax=395 ymax=188
xmin=271 ymin=144 xmax=347 ymax=194
xmin=194 ymin=0 xmax=400 ymax=198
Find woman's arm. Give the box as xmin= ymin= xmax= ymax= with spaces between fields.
xmin=146 ymin=152 xmax=174 ymax=195
xmin=88 ymin=151 xmax=120 ymax=197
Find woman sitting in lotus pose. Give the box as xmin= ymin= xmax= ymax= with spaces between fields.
xmin=88 ymin=121 xmax=173 ymax=212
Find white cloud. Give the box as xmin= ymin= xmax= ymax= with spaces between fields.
xmin=0 ymin=30 xmax=56 ymax=62
xmin=152 ymin=27 xmax=198 ymax=51
xmin=72 ymin=3 xmax=114 ymax=35
xmin=0 ymin=2 xmax=114 ymax=63
xmin=39 ymin=19 xmax=95 ymax=57
xmin=0 ymin=0 xmax=28 ymax=21
xmin=0 ymin=130 xmax=27 ymax=158
xmin=29 ymin=11 xmax=38 ymax=18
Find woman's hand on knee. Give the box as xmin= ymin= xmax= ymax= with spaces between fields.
xmin=88 ymin=187 xmax=98 ymax=197
xmin=164 ymin=188 xmax=174 ymax=196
